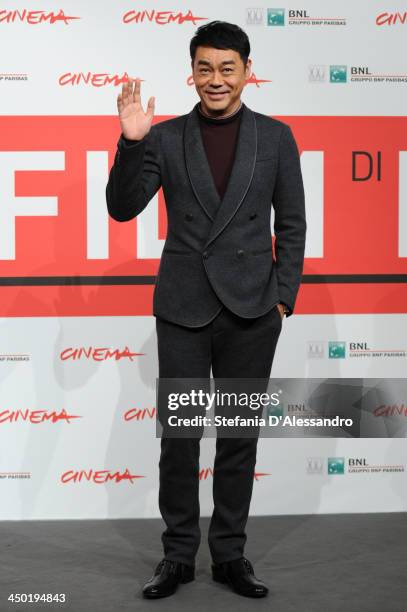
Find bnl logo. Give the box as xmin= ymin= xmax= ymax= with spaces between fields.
xmin=329 ymin=341 xmax=346 ymax=359
xmin=328 ymin=457 xmax=345 ymax=474
xmin=330 ymin=65 xmax=347 ymax=83
xmin=267 ymin=8 xmax=285 ymax=26
xmin=267 ymin=403 xmax=283 ymax=418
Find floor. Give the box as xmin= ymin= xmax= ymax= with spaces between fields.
xmin=1 ymin=513 xmax=406 ymax=611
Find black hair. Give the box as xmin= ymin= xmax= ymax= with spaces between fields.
xmin=190 ymin=20 xmax=250 ymax=66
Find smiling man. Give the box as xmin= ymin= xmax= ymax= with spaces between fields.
xmin=106 ymin=20 xmax=306 ymax=600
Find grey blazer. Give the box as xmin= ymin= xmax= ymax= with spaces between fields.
xmin=106 ymin=101 xmax=306 ymax=328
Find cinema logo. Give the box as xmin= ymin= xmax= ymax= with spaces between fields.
xmin=59 ymin=72 xmax=143 ymax=87
xmin=125 ymin=407 xmax=156 ymax=421
xmin=376 ymin=11 xmax=407 ymax=26
xmin=0 ymin=408 xmax=81 ymax=424
xmin=187 ymin=71 xmax=271 ymax=88
xmin=61 ymin=468 xmax=145 ymax=484
xmin=0 ymin=8 xmax=79 ymax=24
xmin=199 ymin=467 xmax=270 ymax=481
xmin=373 ymin=404 xmax=407 ymax=417
xmin=123 ymin=9 xmax=206 ymax=25
xmin=60 ymin=346 xmax=145 ymax=361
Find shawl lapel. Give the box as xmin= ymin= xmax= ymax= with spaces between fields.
xmin=183 ymin=101 xmax=258 ymax=249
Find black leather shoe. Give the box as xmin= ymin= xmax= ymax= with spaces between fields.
xmin=142 ymin=559 xmax=195 ymax=599
xmin=211 ymin=556 xmax=269 ymax=598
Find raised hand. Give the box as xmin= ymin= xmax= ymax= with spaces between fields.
xmin=117 ymin=77 xmax=155 ymax=141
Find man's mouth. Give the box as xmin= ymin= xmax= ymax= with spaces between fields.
xmin=206 ymin=91 xmax=229 ymax=99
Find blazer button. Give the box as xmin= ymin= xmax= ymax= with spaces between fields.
xmin=203 ymin=250 xmax=209 ymax=259
xmin=249 ymin=212 xmax=257 ymax=220
xmin=237 ymin=249 xmax=245 ymax=257
xmin=185 ymin=213 xmax=193 ymax=221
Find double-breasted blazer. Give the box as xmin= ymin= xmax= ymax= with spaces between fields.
xmin=106 ymin=101 xmax=306 ymax=328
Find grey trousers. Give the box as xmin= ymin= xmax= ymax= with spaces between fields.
xmin=155 ymin=303 xmax=283 ymax=565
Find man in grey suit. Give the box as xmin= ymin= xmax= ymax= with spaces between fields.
xmin=106 ymin=20 xmax=306 ymax=600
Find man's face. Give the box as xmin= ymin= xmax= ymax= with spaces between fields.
xmin=191 ymin=46 xmax=251 ymax=117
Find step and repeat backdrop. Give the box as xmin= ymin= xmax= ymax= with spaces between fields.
xmin=1 ymin=1 xmax=406 ymax=519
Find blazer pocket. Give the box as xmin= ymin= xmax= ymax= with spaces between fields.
xmin=250 ymin=246 xmax=273 ymax=256
xmin=162 ymin=247 xmax=194 ymax=256
xmin=255 ymin=155 xmax=278 ymax=163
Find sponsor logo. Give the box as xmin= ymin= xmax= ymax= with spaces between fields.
xmin=328 ymin=342 xmax=346 ymax=359
xmin=348 ymin=457 xmax=405 ymax=473
xmin=330 ymin=65 xmax=347 ymax=83
xmin=307 ymin=341 xmax=324 ymax=358
xmin=308 ymin=65 xmax=326 ymax=83
xmin=350 ymin=66 xmax=407 ymax=84
xmin=328 ymin=457 xmax=345 ymax=474
xmin=348 ymin=342 xmax=406 ymax=358
xmin=267 ymin=8 xmax=285 ymax=26
xmin=0 ymin=471 xmax=31 ymax=480
xmin=309 ymin=65 xmax=407 ymax=85
xmin=267 ymin=403 xmax=283 ymax=418
xmin=0 ymin=352 xmax=30 ymax=362
xmin=306 ymin=457 xmax=324 ymax=474
xmin=265 ymin=8 xmax=346 ymax=27
xmin=246 ymin=7 xmax=264 ymax=25
xmin=308 ymin=342 xmax=406 ymax=360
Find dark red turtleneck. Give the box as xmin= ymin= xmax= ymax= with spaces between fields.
xmin=197 ymin=102 xmax=244 ymax=201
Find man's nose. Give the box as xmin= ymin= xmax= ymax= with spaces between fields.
xmin=209 ymin=71 xmax=224 ymax=86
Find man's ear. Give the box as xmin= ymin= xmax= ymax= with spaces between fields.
xmin=245 ymin=58 xmax=252 ymax=78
